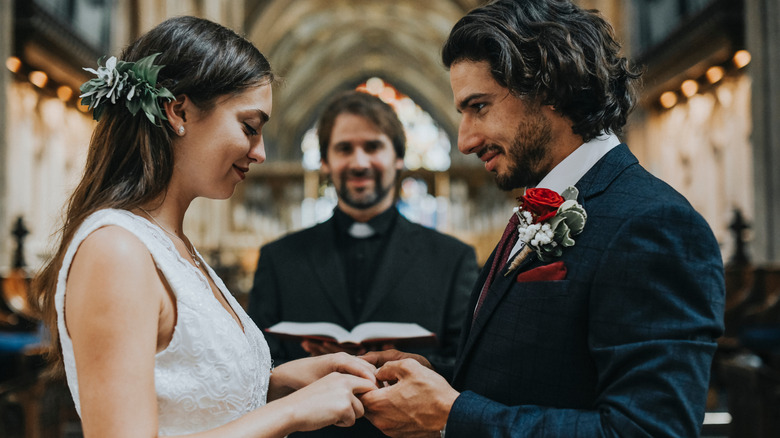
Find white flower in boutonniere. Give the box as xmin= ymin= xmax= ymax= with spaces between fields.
xmin=505 ymin=186 xmax=587 ymax=275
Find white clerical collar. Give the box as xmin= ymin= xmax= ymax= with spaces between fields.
xmin=348 ymin=222 xmax=375 ymax=238
xmin=535 ymin=131 xmax=622 ymax=194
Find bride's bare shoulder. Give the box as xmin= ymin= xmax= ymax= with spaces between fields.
xmin=76 ymin=224 xmax=151 ymax=262
xmin=68 ymin=224 xmax=157 ymax=293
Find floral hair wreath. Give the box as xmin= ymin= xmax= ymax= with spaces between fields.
xmin=80 ymin=53 xmax=175 ymax=124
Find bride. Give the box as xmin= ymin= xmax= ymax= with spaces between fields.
xmin=31 ymin=16 xmax=377 ymax=437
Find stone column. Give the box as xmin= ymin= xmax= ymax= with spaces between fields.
xmin=1 ymin=0 xmax=12 ymax=269
xmin=746 ymin=0 xmax=780 ymax=265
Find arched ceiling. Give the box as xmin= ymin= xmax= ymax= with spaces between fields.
xmin=244 ymin=0 xmax=484 ymax=167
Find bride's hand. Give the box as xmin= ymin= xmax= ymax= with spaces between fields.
xmin=268 ymin=352 xmax=377 ymax=400
xmin=275 ymin=371 xmax=377 ymax=431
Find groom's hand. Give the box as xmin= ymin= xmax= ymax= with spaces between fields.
xmin=360 ymin=358 xmax=459 ymax=437
xmin=360 ymin=349 xmax=433 ymax=370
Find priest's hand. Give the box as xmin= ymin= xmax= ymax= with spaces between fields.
xmin=301 ymin=339 xmax=366 ymax=356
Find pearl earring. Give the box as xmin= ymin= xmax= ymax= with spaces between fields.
xmin=178 ymin=126 xmax=185 ymax=135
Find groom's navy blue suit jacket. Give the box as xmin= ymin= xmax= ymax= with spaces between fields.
xmin=446 ymin=144 xmax=725 ymax=437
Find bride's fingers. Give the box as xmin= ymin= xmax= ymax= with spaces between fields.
xmin=334 ymin=394 xmax=364 ymax=427
xmin=351 ymin=393 xmax=365 ymax=419
xmin=333 ymin=397 xmax=358 ymax=427
xmin=331 ymin=353 xmax=378 ymax=383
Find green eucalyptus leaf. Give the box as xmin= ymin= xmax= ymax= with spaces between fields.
xmin=132 ymin=53 xmax=162 ymax=83
xmin=561 ymin=186 xmax=579 ymax=201
xmin=126 ymin=98 xmax=142 ymax=116
xmin=158 ymin=88 xmax=175 ymax=100
xmin=92 ymin=105 xmax=104 ymax=121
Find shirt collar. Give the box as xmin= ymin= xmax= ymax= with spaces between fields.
xmin=333 ymin=206 xmax=398 ymax=238
xmin=535 ymin=131 xmax=622 ymax=194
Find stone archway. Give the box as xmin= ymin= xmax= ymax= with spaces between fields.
xmin=244 ymin=0 xmax=482 ymax=167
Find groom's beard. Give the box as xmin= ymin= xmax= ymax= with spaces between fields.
xmin=336 ymin=168 xmax=395 ymax=210
xmin=495 ymin=106 xmax=554 ymax=191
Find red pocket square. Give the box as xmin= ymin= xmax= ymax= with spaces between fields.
xmin=515 ymin=261 xmax=567 ymax=283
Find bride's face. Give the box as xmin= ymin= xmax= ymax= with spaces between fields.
xmin=170 ymin=84 xmax=272 ymax=200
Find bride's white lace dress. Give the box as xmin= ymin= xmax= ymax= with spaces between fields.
xmin=55 ymin=209 xmax=272 ymax=435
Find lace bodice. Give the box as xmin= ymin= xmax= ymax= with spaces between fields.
xmin=55 ymin=209 xmax=272 ymax=435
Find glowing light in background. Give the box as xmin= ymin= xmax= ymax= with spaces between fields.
xmin=57 ymin=85 xmax=73 ymax=102
xmin=681 ymin=79 xmax=699 ymax=97
xmin=6 ymin=56 xmax=21 ymax=73
xmin=733 ymin=50 xmax=751 ymax=69
xmin=301 ymin=128 xmax=320 ymax=170
xmin=29 ymin=71 xmax=48 ymax=88
xmin=659 ymin=91 xmax=678 ymax=109
xmin=706 ymin=66 xmax=725 ymax=84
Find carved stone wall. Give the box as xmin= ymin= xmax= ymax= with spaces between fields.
xmin=746 ymin=0 xmax=780 ymax=265
xmin=3 ymin=83 xmax=94 ymax=272
xmin=0 ymin=0 xmax=11 ymax=271
xmin=628 ymin=74 xmax=754 ymax=261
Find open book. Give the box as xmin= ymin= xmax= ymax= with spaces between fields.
xmin=264 ymin=321 xmax=437 ymax=349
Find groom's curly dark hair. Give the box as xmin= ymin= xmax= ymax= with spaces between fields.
xmin=442 ymin=0 xmax=642 ymax=142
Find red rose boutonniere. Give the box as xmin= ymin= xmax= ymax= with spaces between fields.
xmin=505 ymin=186 xmax=587 ymax=274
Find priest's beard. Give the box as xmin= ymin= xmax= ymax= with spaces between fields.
xmin=495 ymin=110 xmax=554 ymax=191
xmin=336 ymin=168 xmax=396 ymax=210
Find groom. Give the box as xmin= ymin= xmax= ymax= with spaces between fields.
xmin=360 ymin=1 xmax=726 ymax=437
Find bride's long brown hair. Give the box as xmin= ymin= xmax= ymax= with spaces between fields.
xmin=31 ymin=16 xmax=275 ymax=374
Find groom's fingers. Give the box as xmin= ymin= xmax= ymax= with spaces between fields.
xmin=374 ymin=358 xmax=421 ymax=382
xmin=360 ymin=349 xmax=406 ymax=367
xmin=362 ymin=350 xmax=434 ymax=370
xmin=359 ymin=385 xmax=391 ymax=412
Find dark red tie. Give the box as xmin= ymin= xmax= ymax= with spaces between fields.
xmin=473 ymin=213 xmax=520 ymax=321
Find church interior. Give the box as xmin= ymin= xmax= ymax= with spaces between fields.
xmin=1 ymin=0 xmax=779 ymax=436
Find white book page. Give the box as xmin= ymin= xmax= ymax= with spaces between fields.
xmin=266 ymin=321 xmax=351 ymax=341
xmin=348 ymin=322 xmax=433 ymax=343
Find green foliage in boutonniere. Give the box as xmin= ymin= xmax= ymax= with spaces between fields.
xmin=506 ymin=186 xmax=587 ymax=274
xmin=80 ymin=53 xmax=175 ymax=124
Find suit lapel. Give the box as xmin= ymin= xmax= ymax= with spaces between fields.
xmin=452 ymin=144 xmax=638 ymax=385
xmin=453 ymin=248 xmax=493 ymax=363
xmin=359 ymin=216 xmax=417 ymax=321
xmin=576 ymin=143 xmax=637 ymax=200
xmin=307 ymin=219 xmax=354 ymax=326
xmin=452 ymin=250 xmax=537 ymax=383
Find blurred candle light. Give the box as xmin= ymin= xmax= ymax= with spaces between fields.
xmin=57 ymin=85 xmax=73 ymax=101
xmin=681 ymin=79 xmax=698 ymax=97
xmin=659 ymin=91 xmax=678 ymax=109
xmin=29 ymin=71 xmax=48 ymax=88
xmin=6 ymin=56 xmax=22 ymax=73
xmin=733 ymin=50 xmax=751 ymax=68
xmin=706 ymin=66 xmax=725 ymax=84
